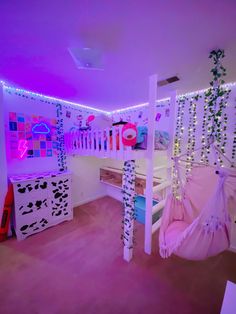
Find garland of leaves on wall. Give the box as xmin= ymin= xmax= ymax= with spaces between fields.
xmin=204 ymin=49 xmax=231 ymax=166
xmin=201 ymin=92 xmax=211 ymax=164
xmin=232 ymin=101 xmax=236 ymax=162
xmin=121 ymin=160 xmax=136 ymax=251
xmin=56 ymin=103 xmax=67 ymax=171
xmin=185 ymin=95 xmax=200 ymax=175
xmin=172 ymin=49 xmax=235 ymax=195
xmin=173 ymin=49 xmax=233 ymax=172
xmin=172 ymin=97 xmax=186 ymax=195
xmin=173 ymin=97 xmax=186 ymax=156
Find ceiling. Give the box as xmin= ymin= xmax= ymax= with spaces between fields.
xmin=1 ymin=0 xmax=236 ymax=110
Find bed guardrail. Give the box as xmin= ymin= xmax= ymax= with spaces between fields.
xmin=64 ymin=126 xmax=147 ymax=160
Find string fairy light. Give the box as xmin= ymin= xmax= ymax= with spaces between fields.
xmin=0 ymin=79 xmax=235 ymax=115
xmin=231 ymin=101 xmax=236 ymax=165
xmin=1 ymin=81 xmax=108 ymax=115
xmin=173 ymin=49 xmax=235 ymax=183
xmin=201 ymin=91 xmax=211 ymax=163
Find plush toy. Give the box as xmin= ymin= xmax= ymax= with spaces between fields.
xmin=122 ymin=123 xmax=137 ymax=146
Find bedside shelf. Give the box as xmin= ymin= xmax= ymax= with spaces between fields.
xmin=100 ymin=167 xmax=164 ymax=196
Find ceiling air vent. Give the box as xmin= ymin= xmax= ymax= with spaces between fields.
xmin=157 ymin=76 xmax=180 ymax=87
xmin=68 ymin=47 xmax=104 ymax=70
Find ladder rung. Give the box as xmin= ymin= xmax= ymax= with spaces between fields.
xmin=152 ymin=199 xmax=166 ymax=214
xmin=153 ymin=180 xmax=171 ymax=193
xmin=153 ymin=164 xmax=172 ymax=172
xmin=152 ymin=217 xmax=162 ymax=234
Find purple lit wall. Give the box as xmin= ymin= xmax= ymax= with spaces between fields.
xmin=3 ymin=89 xmax=59 ymax=175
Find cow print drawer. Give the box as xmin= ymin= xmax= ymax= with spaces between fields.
xmin=10 ymin=172 xmax=73 ymax=240
xmin=14 ymin=179 xmax=50 ymax=203
xmin=15 ymin=198 xmax=49 ymax=216
xmin=19 ymin=217 xmax=49 ymax=237
xmin=49 ymin=177 xmax=71 ymax=219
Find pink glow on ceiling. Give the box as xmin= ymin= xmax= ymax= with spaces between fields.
xmin=0 ymin=0 xmax=236 ymax=110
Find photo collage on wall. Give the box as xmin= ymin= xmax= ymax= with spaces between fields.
xmin=8 ymin=112 xmax=58 ymax=159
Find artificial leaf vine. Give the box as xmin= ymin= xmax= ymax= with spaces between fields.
xmin=185 ymin=96 xmax=199 ymax=175
xmin=121 ymin=160 xmax=136 ymax=250
xmin=232 ymin=101 xmax=236 ymax=164
xmin=172 ymin=49 xmax=235 ymax=195
xmin=204 ymin=49 xmax=231 ymax=165
xmin=173 ymin=97 xmax=186 ymax=156
xmin=56 ymin=103 xmax=67 ymax=171
xmin=173 ymin=49 xmax=233 ymax=171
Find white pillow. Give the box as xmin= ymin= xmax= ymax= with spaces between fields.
xmin=90 ymin=114 xmax=112 ymax=129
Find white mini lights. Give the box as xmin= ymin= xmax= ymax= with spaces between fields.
xmin=0 ymin=80 xmax=108 ymax=115
xmin=173 ymin=96 xmax=186 ymax=157
xmin=185 ymin=96 xmax=199 ymax=175
xmin=204 ymin=49 xmax=232 ymax=166
xmin=232 ymin=101 xmax=236 ymax=164
xmin=0 ymin=79 xmax=235 ymax=116
xmin=201 ymin=94 xmax=210 ymax=164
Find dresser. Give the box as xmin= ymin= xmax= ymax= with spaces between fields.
xmin=9 ymin=171 xmax=73 ymax=240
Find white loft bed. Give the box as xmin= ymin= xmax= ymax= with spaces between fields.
xmin=64 ymin=74 xmax=176 ymax=262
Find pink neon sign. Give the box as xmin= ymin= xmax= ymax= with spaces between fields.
xmin=18 ymin=139 xmax=28 ymax=159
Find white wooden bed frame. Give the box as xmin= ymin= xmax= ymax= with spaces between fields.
xmin=64 ymin=74 xmax=176 ymax=262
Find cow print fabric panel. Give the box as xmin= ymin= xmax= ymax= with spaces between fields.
xmin=51 ymin=178 xmax=70 ymax=218
xmin=10 ymin=171 xmax=72 ymax=240
xmin=20 ymin=218 xmax=49 ymax=235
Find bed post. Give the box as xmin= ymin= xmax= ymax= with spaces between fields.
xmin=144 ymin=74 xmax=157 ymax=254
xmin=122 ymin=160 xmax=136 ymax=262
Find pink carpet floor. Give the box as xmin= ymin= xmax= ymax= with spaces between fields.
xmin=0 ymin=196 xmax=236 ymax=314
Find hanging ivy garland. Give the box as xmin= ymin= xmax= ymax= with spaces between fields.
xmin=172 ymin=49 xmax=235 ymax=194
xmin=205 ymin=49 xmax=231 ymax=165
xmin=56 ymin=103 xmax=67 ymax=172
xmin=186 ymin=96 xmax=193 ymax=174
xmin=232 ymin=101 xmax=236 ymax=164
xmin=173 ymin=97 xmax=186 ymax=195
xmin=121 ymin=160 xmax=136 ymax=250
xmin=201 ymin=91 xmax=211 ymax=163
xmin=185 ymin=95 xmax=199 ymax=175
xmin=173 ymin=97 xmax=186 ymax=156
